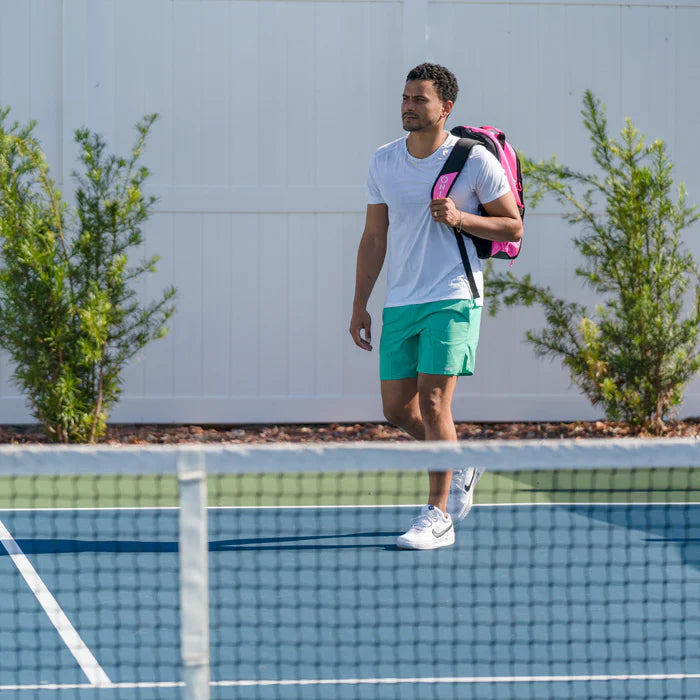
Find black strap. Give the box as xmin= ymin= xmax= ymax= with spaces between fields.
xmin=431 ymin=138 xmax=480 ymax=299
xmin=454 ymin=228 xmax=479 ymax=299
xmin=433 ymin=138 xmax=474 ymax=190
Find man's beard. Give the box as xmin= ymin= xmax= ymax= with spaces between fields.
xmin=402 ymin=114 xmax=439 ymax=132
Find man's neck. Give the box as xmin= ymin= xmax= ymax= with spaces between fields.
xmin=406 ymin=127 xmax=449 ymax=159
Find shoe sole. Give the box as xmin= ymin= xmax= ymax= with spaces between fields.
xmin=395 ymin=532 xmax=456 ymax=550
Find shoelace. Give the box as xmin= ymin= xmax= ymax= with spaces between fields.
xmin=410 ymin=509 xmax=440 ymax=531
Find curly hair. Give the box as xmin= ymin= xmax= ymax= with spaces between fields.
xmin=406 ymin=63 xmax=459 ymax=103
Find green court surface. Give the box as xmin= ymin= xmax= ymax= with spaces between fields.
xmin=1 ymin=467 xmax=697 ymax=509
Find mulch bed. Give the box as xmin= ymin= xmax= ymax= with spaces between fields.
xmin=1 ymin=419 xmax=699 ymax=444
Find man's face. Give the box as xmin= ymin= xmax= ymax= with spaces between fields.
xmin=401 ymin=80 xmax=448 ymax=132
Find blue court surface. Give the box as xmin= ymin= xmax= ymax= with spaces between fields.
xmin=0 ymin=502 xmax=698 ymax=699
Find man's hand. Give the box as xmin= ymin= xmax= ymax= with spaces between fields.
xmin=349 ymin=308 xmax=373 ymax=351
xmin=430 ymin=197 xmax=460 ymax=228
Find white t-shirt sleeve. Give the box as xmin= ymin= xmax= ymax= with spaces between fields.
xmin=470 ymin=146 xmax=511 ymax=205
xmin=366 ymin=154 xmax=385 ymax=205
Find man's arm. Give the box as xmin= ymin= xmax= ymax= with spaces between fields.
xmin=430 ymin=190 xmax=523 ymax=242
xmin=349 ymin=203 xmax=389 ymax=351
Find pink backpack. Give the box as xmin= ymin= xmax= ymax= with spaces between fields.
xmin=432 ymin=125 xmax=524 ymax=298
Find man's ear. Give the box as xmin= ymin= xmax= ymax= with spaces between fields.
xmin=442 ymin=100 xmax=454 ymax=119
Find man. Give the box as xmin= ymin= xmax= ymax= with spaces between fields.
xmin=349 ymin=63 xmax=522 ymax=550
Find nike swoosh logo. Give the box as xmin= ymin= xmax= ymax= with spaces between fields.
xmin=432 ymin=522 xmax=453 ymax=538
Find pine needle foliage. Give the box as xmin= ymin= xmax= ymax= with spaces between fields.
xmin=488 ymin=91 xmax=700 ymax=434
xmin=0 ymin=110 xmax=175 ymax=442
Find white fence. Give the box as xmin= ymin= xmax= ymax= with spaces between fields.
xmin=0 ymin=0 xmax=699 ymax=424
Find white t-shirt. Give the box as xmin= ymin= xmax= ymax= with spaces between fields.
xmin=367 ymin=132 xmax=510 ymax=308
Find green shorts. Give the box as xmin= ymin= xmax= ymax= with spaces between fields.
xmin=379 ymin=299 xmax=482 ymax=380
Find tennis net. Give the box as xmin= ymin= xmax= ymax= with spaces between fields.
xmin=0 ymin=439 xmax=698 ymax=699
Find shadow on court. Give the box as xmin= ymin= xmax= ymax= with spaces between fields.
xmin=492 ymin=470 xmax=700 ymax=571
xmin=565 ymin=504 xmax=700 ymax=570
xmin=0 ymin=531 xmax=404 ymax=555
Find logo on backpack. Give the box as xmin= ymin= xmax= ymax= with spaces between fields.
xmin=435 ymin=173 xmax=458 ymax=200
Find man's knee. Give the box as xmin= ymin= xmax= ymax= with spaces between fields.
xmin=381 ymin=379 xmax=420 ymax=430
xmin=382 ymin=400 xmax=412 ymax=428
xmin=418 ymin=385 xmax=453 ymax=428
xmin=419 ymin=393 xmax=445 ymax=425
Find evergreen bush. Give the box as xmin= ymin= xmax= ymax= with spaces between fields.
xmin=0 ymin=110 xmax=175 ymax=442
xmin=488 ymin=91 xmax=700 ymax=433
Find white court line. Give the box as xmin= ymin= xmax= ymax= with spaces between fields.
xmin=1 ymin=672 xmax=699 ymax=691
xmin=209 ymin=501 xmax=700 ymax=509
xmin=212 ymin=673 xmax=700 ymax=687
xmin=1 ymin=501 xmax=699 ymax=512
xmin=0 ymin=507 xmax=179 ymax=512
xmin=0 ymin=518 xmax=112 ymax=687
xmin=0 ymin=682 xmax=181 ymax=691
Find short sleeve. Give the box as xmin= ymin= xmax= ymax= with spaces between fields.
xmin=366 ymin=154 xmax=385 ymax=205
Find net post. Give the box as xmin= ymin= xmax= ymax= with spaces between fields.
xmin=177 ymin=449 xmax=210 ymax=700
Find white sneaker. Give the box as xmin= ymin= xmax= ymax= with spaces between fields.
xmin=395 ymin=505 xmax=455 ymax=550
xmin=446 ymin=468 xmax=484 ymax=523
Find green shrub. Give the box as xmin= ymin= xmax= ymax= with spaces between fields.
xmin=0 ymin=110 xmax=175 ymax=442
xmin=488 ymin=91 xmax=700 ymax=434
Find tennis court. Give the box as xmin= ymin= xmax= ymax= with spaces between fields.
xmin=0 ymin=443 xmax=699 ymax=699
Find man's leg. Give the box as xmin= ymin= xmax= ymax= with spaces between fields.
xmin=380 ymin=377 xmax=424 ymax=440
xmin=391 ymin=373 xmax=459 ymax=550
xmin=381 ymin=373 xmax=458 ymax=514
xmin=418 ymin=373 xmax=458 ymax=515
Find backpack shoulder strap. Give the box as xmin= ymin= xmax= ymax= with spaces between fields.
xmin=431 ymin=138 xmax=476 ymax=200
xmin=431 ymin=138 xmax=481 ymax=299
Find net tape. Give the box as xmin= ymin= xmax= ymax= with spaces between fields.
xmin=1 ymin=437 xmax=700 ymax=475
